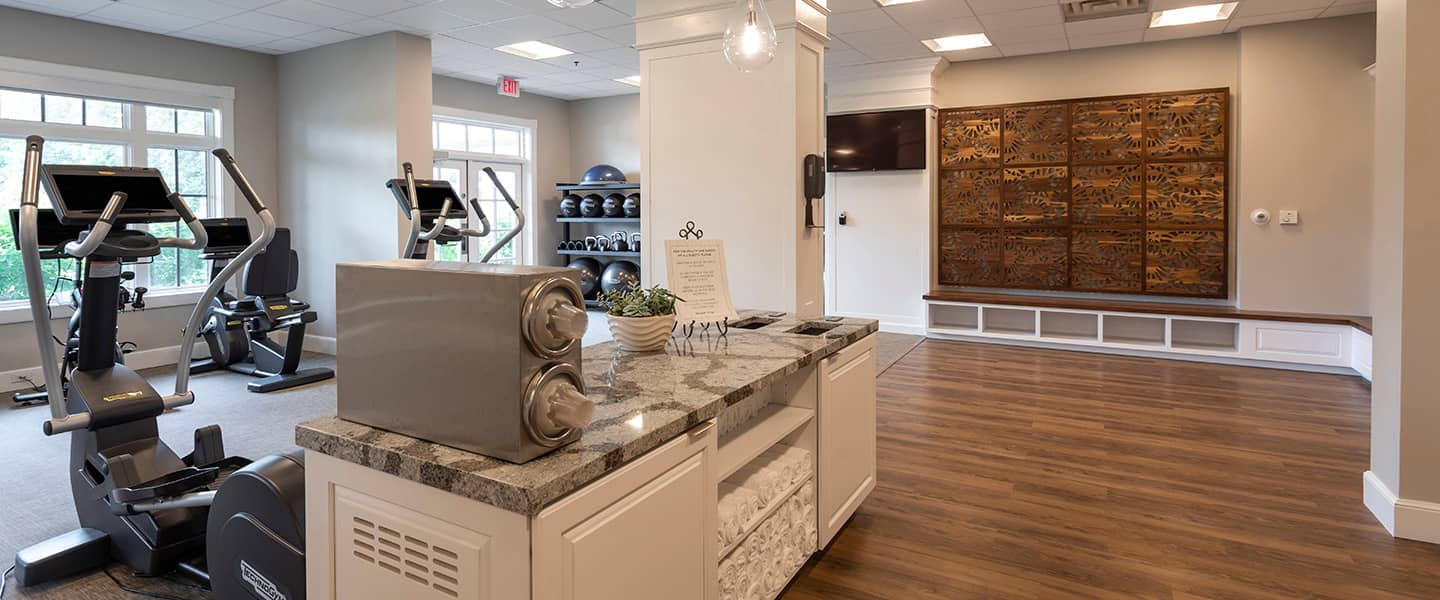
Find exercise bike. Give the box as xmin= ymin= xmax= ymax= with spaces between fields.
xmin=189 ymin=218 xmax=335 ymax=393
xmin=11 ymin=138 xmax=306 ymax=600
xmin=8 ymin=210 xmax=146 ymax=406
xmin=386 ymin=161 xmax=526 ymax=262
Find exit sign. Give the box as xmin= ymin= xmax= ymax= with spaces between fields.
xmin=498 ymin=76 xmax=520 ymax=98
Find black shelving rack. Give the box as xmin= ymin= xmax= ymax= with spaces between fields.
xmin=556 ymin=182 xmax=642 ymax=309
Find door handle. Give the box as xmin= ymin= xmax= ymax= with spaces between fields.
xmin=838 ymin=211 xmax=848 ymax=226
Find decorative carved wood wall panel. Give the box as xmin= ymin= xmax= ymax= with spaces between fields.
xmin=937 ymin=88 xmax=1229 ymax=298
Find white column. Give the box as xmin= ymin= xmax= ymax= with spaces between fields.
xmin=636 ymin=0 xmax=828 ymax=317
xmin=1366 ymin=0 xmax=1440 ymax=543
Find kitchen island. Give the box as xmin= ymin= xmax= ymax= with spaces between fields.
xmin=297 ymin=311 xmax=879 ymax=600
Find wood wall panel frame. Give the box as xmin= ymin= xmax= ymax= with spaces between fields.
xmin=936 ymin=87 xmax=1229 ymax=299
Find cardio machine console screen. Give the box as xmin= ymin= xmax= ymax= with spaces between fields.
xmin=386 ymin=178 xmax=468 ymax=220
xmin=200 ymin=218 xmax=253 ymax=256
xmin=41 ymin=165 xmax=180 ymax=225
xmin=9 ymin=208 xmax=88 ymax=257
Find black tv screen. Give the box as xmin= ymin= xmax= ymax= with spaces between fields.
xmin=827 ymin=109 xmax=926 ymax=172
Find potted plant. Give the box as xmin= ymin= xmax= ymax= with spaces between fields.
xmin=596 ymin=282 xmax=683 ymax=352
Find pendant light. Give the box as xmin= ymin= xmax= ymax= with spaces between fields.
xmin=722 ymin=0 xmax=778 ymax=72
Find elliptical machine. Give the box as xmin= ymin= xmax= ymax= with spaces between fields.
xmin=189 ymin=218 xmax=335 ymax=393
xmin=387 ymin=161 xmax=526 ymax=262
xmin=8 ymin=209 xmax=147 ymax=406
xmin=11 ymin=138 xmax=307 ymax=600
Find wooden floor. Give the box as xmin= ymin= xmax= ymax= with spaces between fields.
xmin=782 ymin=340 xmax=1440 ymax=600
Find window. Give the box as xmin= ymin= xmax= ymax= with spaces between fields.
xmin=0 ymin=86 xmax=223 ymax=305
xmin=430 ymin=114 xmax=532 ymax=266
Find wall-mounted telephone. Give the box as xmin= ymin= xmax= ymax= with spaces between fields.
xmin=804 ymin=154 xmax=824 ymax=230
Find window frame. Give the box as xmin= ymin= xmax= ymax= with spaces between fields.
xmin=0 ymin=57 xmax=235 ymax=325
xmin=431 ymin=106 xmax=538 ymax=266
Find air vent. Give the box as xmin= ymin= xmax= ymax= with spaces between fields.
xmin=1062 ymin=0 xmax=1149 ymax=22
xmin=351 ymin=516 xmax=463 ymax=598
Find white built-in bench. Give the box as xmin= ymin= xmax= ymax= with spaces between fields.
xmin=924 ymin=291 xmax=1372 ymax=379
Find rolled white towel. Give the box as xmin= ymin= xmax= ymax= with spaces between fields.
xmin=718 ymin=483 xmax=762 ymax=547
xmin=728 ymin=462 xmax=787 ymax=506
xmin=758 ymin=445 xmax=812 ymax=485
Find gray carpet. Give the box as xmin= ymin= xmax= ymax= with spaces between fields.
xmin=1 ymin=353 xmax=337 ymax=599
xmin=875 ymin=332 xmax=924 ymax=374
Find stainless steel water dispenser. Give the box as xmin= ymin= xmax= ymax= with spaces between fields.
xmin=335 ymin=260 xmax=593 ymax=463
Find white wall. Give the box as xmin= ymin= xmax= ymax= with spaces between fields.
xmin=570 ymin=94 xmax=640 ymax=181
xmin=432 ymin=75 xmax=573 ymax=266
xmin=1236 ymin=15 xmax=1376 ymax=315
xmin=278 ymin=32 xmax=432 ymax=339
xmin=0 ymin=6 xmax=278 ymax=380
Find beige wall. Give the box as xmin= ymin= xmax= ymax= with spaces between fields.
xmin=432 ymin=75 xmax=574 ymax=266
xmin=1236 ymin=16 xmax=1375 ymax=315
xmin=0 ymin=7 xmax=279 ymax=379
xmin=570 ymin=94 xmax=641 ymax=182
xmin=278 ymin=33 xmax=432 ymax=338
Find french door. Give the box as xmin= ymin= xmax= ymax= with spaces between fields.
xmin=430 ymin=159 xmax=526 ymax=265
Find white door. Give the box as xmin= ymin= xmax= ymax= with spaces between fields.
xmin=817 ymin=333 xmax=877 ymax=547
xmin=431 ymin=159 xmax=466 ymax=262
xmin=825 ymin=171 xmax=931 ymax=331
xmin=468 ymin=162 xmax=524 ymax=265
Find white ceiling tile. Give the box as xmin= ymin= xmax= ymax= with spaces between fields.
xmin=218 ymin=11 xmax=322 ymax=37
xmin=828 ymin=0 xmax=880 ymax=12
xmin=176 ymin=22 xmax=283 ymax=46
xmin=333 ymin=17 xmax=394 ymax=35
xmin=587 ymin=45 xmax=639 ymax=66
xmin=443 ymin=24 xmax=511 ymax=46
xmin=211 ymin=0 xmax=283 ymax=8
xmin=1225 ymin=8 xmax=1323 ymax=31
xmin=937 ymin=45 xmax=1002 ymax=62
xmin=986 ymin=23 xmax=1065 ymax=44
xmin=1143 ymin=19 xmax=1228 ymax=41
xmin=574 ymin=63 xmax=632 ymax=79
xmin=483 ymin=14 xmax=579 ymax=42
xmin=383 ymin=4 xmax=480 ymax=34
xmin=245 ymin=45 xmax=288 ymax=55
xmin=859 ymin=41 xmax=934 ymax=61
xmin=884 ymin=0 xmax=973 ymax=27
xmin=298 ymin=27 xmax=360 ymax=44
xmin=125 ymin=0 xmax=248 ymax=21
xmin=540 ymin=71 xmax=605 ymax=84
xmin=79 ymin=3 xmax=207 ymax=33
xmin=432 ymin=0 xmax=528 ymax=23
xmin=964 ymin=0 xmax=1053 ymax=15
xmin=1232 ymin=0 xmax=1332 ymax=17
xmin=496 ymin=0 xmax=565 ymax=15
xmin=592 ymin=23 xmax=635 ymax=44
xmin=1062 ymin=12 xmax=1149 ymax=37
xmin=167 ymin=29 xmax=230 ymax=45
xmin=975 ymin=4 xmax=1062 ymax=30
xmin=542 ymin=2 xmax=631 ymax=28
xmin=829 ymin=8 xmax=895 ymax=34
xmin=259 ymin=0 xmax=362 ymax=27
xmin=1149 ymin=0 xmax=1225 ymax=10
xmin=255 ymin=36 xmax=324 ymax=53
xmin=826 ymin=37 xmax=854 ymax=50
xmin=901 ymin=16 xmax=984 ymax=41
xmin=824 ymin=48 xmax=870 ymax=66
xmin=837 ymin=26 xmax=919 ymax=48
xmin=598 ymin=0 xmax=634 ymax=16
xmin=543 ymin=31 xmax=621 ymax=53
xmin=430 ymin=32 xmax=481 ymax=55
xmin=1067 ymin=29 xmax=1144 ymax=49
xmin=1320 ymin=1 xmax=1375 ymax=17
xmin=314 ymin=0 xmax=412 ymax=16
xmin=997 ymin=36 xmax=1068 ymax=57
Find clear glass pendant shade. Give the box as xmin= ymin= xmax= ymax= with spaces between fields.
xmin=722 ymin=0 xmax=778 ymax=72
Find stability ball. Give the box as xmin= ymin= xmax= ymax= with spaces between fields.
xmin=567 ymin=257 xmax=603 ymax=299
xmin=601 ymin=260 xmax=641 ymax=294
xmin=582 ymin=164 xmax=626 ymax=184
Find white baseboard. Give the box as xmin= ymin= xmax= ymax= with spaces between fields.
xmin=1364 ymin=470 xmax=1440 ymax=544
xmin=304 ymin=334 xmax=337 ymax=355
xmin=1 ymin=341 xmax=208 ymax=395
xmin=879 ymin=322 xmax=926 ymax=336
xmin=830 ymin=311 xmax=926 ymax=336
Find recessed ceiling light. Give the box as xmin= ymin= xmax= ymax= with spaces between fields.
xmin=877 ymin=0 xmax=924 ymax=5
xmin=1149 ymin=2 xmax=1237 ymax=28
xmin=614 ymin=75 xmax=641 ymax=87
xmin=921 ymin=33 xmax=992 ymax=53
xmin=495 ymin=41 xmax=573 ymax=60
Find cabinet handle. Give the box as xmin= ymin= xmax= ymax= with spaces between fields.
xmin=690 ymin=421 xmax=716 ymax=437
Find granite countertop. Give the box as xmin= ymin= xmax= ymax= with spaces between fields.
xmin=295 ymin=311 xmax=878 ymax=516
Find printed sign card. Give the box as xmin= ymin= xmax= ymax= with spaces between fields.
xmin=665 ymin=239 xmax=739 ymax=325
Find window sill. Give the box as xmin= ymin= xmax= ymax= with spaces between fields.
xmin=0 ymin=287 xmax=208 ymax=326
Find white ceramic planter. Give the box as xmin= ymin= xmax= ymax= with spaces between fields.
xmin=608 ymin=313 xmax=675 ymax=352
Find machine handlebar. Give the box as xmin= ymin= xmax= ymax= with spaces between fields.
xmin=212 ymin=149 xmax=268 ymax=214
xmin=61 ymin=192 xmax=127 ymax=258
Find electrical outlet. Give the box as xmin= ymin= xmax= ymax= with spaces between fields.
xmin=1279 ymin=210 xmax=1300 ymax=225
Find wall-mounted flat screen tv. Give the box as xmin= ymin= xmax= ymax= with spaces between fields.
xmin=827 ymin=109 xmax=926 ymax=172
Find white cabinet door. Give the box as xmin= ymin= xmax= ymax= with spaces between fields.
xmin=533 ymin=422 xmax=717 ymax=600
xmin=818 ymin=334 xmax=877 ymax=547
